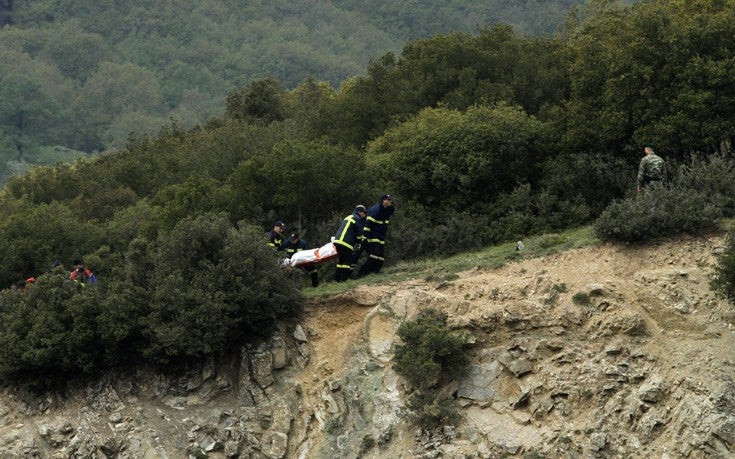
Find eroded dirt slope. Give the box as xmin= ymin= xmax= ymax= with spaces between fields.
xmin=298 ymin=235 xmax=735 ymax=457
xmin=1 ymin=235 xmax=733 ymax=458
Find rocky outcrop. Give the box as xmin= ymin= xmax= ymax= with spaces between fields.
xmin=0 ymin=236 xmax=733 ymax=458
xmin=0 ymin=326 xmax=309 ymax=458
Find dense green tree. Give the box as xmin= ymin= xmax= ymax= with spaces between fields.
xmin=40 ymin=21 xmax=110 ymax=80
xmin=0 ymin=0 xmax=593 ymax=180
xmin=152 ymin=176 xmax=231 ymax=232
xmin=0 ymin=48 xmax=66 ymax=162
xmin=76 ymin=62 xmax=165 ymax=149
xmin=282 ymin=77 xmax=336 ymax=135
xmin=225 ymin=138 xmax=366 ymax=227
xmin=0 ymin=199 xmax=102 ymax=286
xmin=225 ymin=77 xmax=285 ymax=124
xmin=367 ymin=104 xmax=550 ymax=210
xmin=0 ymin=271 xmax=107 ymax=385
xmin=143 ymin=213 xmax=302 ymax=361
xmin=320 ymin=26 xmax=570 ymax=147
xmin=563 ymin=0 xmax=735 ymax=158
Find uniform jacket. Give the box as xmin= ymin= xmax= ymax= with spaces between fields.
xmin=333 ymin=211 xmax=365 ymax=250
xmin=364 ymin=203 xmax=395 ymax=242
xmin=637 ymin=154 xmax=664 ymax=187
xmin=283 ymin=238 xmax=308 ymax=258
xmin=267 ymin=230 xmax=285 ymax=250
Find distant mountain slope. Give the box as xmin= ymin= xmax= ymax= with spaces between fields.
xmin=0 ymin=0 xmax=591 ymax=178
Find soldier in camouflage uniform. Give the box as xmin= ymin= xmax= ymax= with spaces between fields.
xmin=637 ymin=143 xmax=665 ymax=192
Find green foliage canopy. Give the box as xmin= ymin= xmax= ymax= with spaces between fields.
xmin=367 ymin=105 xmax=549 ymax=210
xmin=563 ymin=0 xmax=735 ymax=157
xmin=1 ymin=0 xmax=735 ymax=386
xmin=393 ymin=309 xmax=469 ymax=389
xmin=0 ymin=0 xmax=588 ymax=179
xmin=0 ymin=214 xmax=302 ymax=385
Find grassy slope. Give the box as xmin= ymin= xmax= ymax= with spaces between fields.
xmin=306 ymin=219 xmax=735 ymax=298
xmin=305 ymin=226 xmax=598 ymax=298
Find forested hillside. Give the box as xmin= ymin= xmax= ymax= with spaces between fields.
xmin=0 ymin=0 xmax=597 ymax=180
xmin=1 ymin=0 xmax=735 ymax=385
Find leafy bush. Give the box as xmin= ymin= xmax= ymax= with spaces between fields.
xmin=540 ymin=153 xmax=633 ymax=216
xmin=359 ymin=435 xmax=376 ymax=456
xmin=0 ymin=271 xmax=106 ymax=386
xmin=712 ymin=231 xmax=735 ymax=308
xmin=393 ymin=309 xmax=468 ymax=429
xmin=393 ymin=309 xmax=469 ymax=389
xmin=143 ymin=213 xmax=303 ymax=361
xmin=386 ymin=201 xmax=488 ymax=261
xmin=572 ymin=292 xmax=591 ymax=306
xmin=594 ymin=183 xmax=721 ymax=242
xmin=366 ymin=105 xmax=550 ymax=212
xmin=382 ymin=187 xmax=591 ymax=264
xmin=536 ymin=234 xmax=566 ymax=249
xmin=0 ymin=213 xmax=303 ymax=384
xmin=673 ymin=153 xmax=735 ymax=217
xmin=484 ymin=184 xmax=591 ymax=245
xmin=405 ymin=391 xmax=461 ymax=430
xmin=0 ymin=199 xmax=104 ymax=286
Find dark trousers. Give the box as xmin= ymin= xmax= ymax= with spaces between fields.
xmin=303 ymin=264 xmax=319 ymax=287
xmin=334 ymin=244 xmax=354 ymax=282
xmin=288 ymin=263 xmax=319 ymax=287
xmin=358 ymin=242 xmax=385 ymax=276
xmin=350 ymin=243 xmax=365 ymax=272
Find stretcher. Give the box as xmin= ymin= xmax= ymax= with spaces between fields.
xmin=283 ymin=242 xmax=338 ymax=268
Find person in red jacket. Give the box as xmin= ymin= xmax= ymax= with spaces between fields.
xmin=70 ymin=260 xmax=97 ymax=285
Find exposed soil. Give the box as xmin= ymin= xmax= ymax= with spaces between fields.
xmin=294 ymin=234 xmax=735 ymax=457
xmin=1 ymin=234 xmax=734 ymax=458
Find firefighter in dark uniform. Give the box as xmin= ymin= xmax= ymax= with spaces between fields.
xmin=358 ymin=195 xmax=394 ymax=276
xmin=266 ymin=221 xmax=286 ymax=251
xmin=349 ymin=208 xmax=368 ymax=277
xmin=283 ymin=232 xmax=319 ymax=287
xmin=333 ymin=205 xmax=367 ymax=282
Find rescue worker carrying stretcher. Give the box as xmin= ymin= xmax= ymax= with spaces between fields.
xmin=333 ymin=205 xmax=367 ymax=282
xmin=358 ymin=194 xmax=394 ymax=277
xmin=283 ymin=232 xmax=319 ymax=287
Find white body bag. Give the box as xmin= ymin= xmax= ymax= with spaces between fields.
xmin=283 ymin=242 xmax=338 ymax=268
